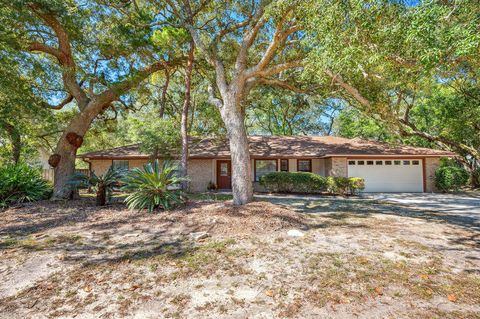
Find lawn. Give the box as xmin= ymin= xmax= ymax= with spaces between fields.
xmin=0 ymin=196 xmax=479 ymax=319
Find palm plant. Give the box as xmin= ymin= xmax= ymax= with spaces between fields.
xmin=69 ymin=167 xmax=124 ymax=206
xmin=0 ymin=164 xmax=52 ymax=208
xmin=122 ymin=160 xmax=188 ymax=212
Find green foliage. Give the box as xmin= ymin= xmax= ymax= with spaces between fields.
xmin=0 ymin=163 xmax=52 ymax=208
xmin=151 ymin=26 xmax=189 ymax=52
xmin=259 ymin=172 xmax=327 ymax=193
xmin=129 ymin=116 xmax=181 ymax=158
xmin=259 ymin=172 xmax=364 ymax=195
xmin=326 ymin=176 xmax=349 ymax=195
xmin=435 ymin=166 xmax=469 ymax=192
xmin=347 ymin=177 xmax=365 ymax=195
xmin=69 ymin=167 xmax=124 ymax=206
xmin=122 ymin=160 xmax=188 ymax=212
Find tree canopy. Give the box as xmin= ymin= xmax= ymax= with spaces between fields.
xmin=0 ymin=0 xmax=479 ymax=200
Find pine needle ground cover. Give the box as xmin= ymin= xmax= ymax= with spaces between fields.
xmin=0 ymin=196 xmax=479 ymax=318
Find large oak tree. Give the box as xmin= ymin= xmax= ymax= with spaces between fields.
xmin=165 ymin=0 xmax=305 ymax=204
xmin=2 ymin=1 xmax=181 ymax=198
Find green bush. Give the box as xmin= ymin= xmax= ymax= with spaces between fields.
xmin=122 ymin=160 xmax=188 ymax=212
xmin=259 ymin=172 xmax=364 ymax=195
xmin=348 ymin=177 xmax=365 ymax=195
xmin=326 ymin=176 xmax=350 ymax=194
xmin=435 ymin=166 xmax=469 ymax=192
xmin=0 ymin=163 xmax=52 ymax=208
xmin=259 ymin=172 xmax=327 ymax=193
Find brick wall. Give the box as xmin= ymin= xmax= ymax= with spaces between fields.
xmin=312 ymin=158 xmax=325 ymax=176
xmin=187 ymin=159 xmax=214 ymax=192
xmin=324 ymin=157 xmax=347 ymax=177
xmin=425 ymin=157 xmax=441 ymax=192
xmin=90 ymin=160 xmax=112 ymax=175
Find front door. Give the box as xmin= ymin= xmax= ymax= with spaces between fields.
xmin=216 ymin=160 xmax=232 ymax=189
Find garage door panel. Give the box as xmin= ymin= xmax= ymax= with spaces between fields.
xmin=348 ymin=159 xmax=423 ymax=192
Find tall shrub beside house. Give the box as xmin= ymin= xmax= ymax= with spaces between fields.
xmin=0 ymin=163 xmax=51 ymax=208
xmin=122 ymin=160 xmax=188 ymax=212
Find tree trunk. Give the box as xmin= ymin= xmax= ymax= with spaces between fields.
xmin=159 ymin=69 xmax=170 ymax=118
xmin=3 ymin=122 xmax=21 ymax=164
xmin=51 ymin=101 xmax=104 ymax=200
xmin=180 ymin=42 xmax=195 ymax=190
xmin=220 ymin=99 xmax=253 ymax=205
xmin=96 ymin=184 xmax=106 ymax=206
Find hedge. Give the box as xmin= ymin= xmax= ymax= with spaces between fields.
xmin=259 ymin=172 xmax=365 ymax=195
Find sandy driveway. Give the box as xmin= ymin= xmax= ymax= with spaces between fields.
xmin=258 ymin=191 xmax=480 ymax=230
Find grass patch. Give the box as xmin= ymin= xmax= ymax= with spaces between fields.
xmin=188 ymin=192 xmax=233 ymax=202
xmin=0 ymin=234 xmax=83 ymax=250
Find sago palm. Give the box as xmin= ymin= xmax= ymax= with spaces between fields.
xmin=122 ymin=160 xmax=188 ymax=212
xmin=69 ymin=167 xmax=124 ymax=206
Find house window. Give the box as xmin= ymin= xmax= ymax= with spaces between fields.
xmin=394 ymin=160 xmax=401 ymax=165
xmin=412 ymin=160 xmax=420 ymax=165
xmin=220 ymin=163 xmax=228 ymax=176
xmin=367 ymin=160 xmax=374 ymax=165
xmin=357 ymin=161 xmax=365 ymax=165
xmin=348 ymin=161 xmax=356 ymax=165
xmin=112 ymin=160 xmax=129 ymax=170
xmin=385 ymin=160 xmax=392 ymax=165
xmin=280 ymin=159 xmax=289 ymax=172
xmin=255 ymin=159 xmax=277 ymax=181
xmin=376 ymin=161 xmax=383 ymax=165
xmin=403 ymin=160 xmax=411 ymax=165
xmin=297 ymin=159 xmax=312 ymax=172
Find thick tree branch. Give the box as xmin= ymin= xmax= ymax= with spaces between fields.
xmin=254 ymin=78 xmax=306 ymax=93
xmin=27 ymin=41 xmax=62 ymax=60
xmin=325 ymin=70 xmax=371 ymax=108
xmin=254 ymin=24 xmax=301 ymax=71
xmin=28 ymin=3 xmax=89 ymax=108
xmin=207 ymin=85 xmax=223 ymax=109
xmin=245 ymin=61 xmax=302 ymax=79
xmin=41 ymin=94 xmax=74 ymax=110
xmin=234 ymin=4 xmax=267 ymax=73
xmin=95 ymin=59 xmax=180 ymax=108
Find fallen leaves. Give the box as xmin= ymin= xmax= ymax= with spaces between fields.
xmin=265 ymin=289 xmax=274 ymax=297
xmin=130 ymin=284 xmax=141 ymax=291
xmin=374 ymin=287 xmax=383 ymax=296
xmin=447 ymin=293 xmax=457 ymax=302
xmin=419 ymin=274 xmax=429 ymax=280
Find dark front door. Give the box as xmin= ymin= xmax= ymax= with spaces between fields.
xmin=216 ymin=160 xmax=232 ymax=189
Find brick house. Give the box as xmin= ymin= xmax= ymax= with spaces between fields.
xmin=78 ymin=136 xmax=454 ymax=193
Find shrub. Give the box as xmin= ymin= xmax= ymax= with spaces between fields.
xmin=348 ymin=177 xmax=365 ymax=195
xmin=259 ymin=172 xmax=327 ymax=193
xmin=69 ymin=167 xmax=125 ymax=206
xmin=122 ymin=160 xmax=188 ymax=212
xmin=326 ymin=176 xmax=350 ymax=194
xmin=259 ymin=172 xmax=364 ymax=196
xmin=435 ymin=166 xmax=469 ymax=192
xmin=0 ymin=163 xmax=52 ymax=208
xmin=207 ymin=181 xmax=218 ymax=191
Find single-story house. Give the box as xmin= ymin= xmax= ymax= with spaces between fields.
xmin=78 ymin=135 xmax=454 ymax=193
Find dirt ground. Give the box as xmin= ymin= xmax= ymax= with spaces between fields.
xmin=0 ymin=196 xmax=479 ymax=319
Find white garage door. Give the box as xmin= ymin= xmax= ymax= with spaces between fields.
xmin=347 ymin=159 xmax=423 ymax=192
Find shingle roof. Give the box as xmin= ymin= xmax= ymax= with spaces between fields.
xmin=78 ymin=135 xmax=455 ymax=159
